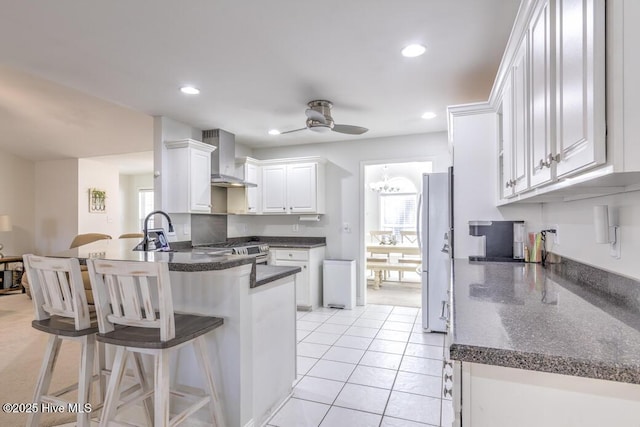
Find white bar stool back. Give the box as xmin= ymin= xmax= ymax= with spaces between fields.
xmin=23 ymin=254 xmax=100 ymax=427
xmin=87 ymin=258 xmax=226 ymax=427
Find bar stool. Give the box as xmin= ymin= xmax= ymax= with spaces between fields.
xmin=87 ymin=258 xmax=226 ymax=427
xmin=23 ymin=254 xmax=100 ymax=427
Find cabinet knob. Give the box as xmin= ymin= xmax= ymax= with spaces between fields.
xmin=282 ymin=207 xmax=286 ymax=211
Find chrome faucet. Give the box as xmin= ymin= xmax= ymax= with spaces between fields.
xmin=139 ymin=210 xmax=175 ymax=251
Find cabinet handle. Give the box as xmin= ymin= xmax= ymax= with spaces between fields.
xmin=303 ymin=265 xmax=307 ymax=269
xmin=440 ymin=300 xmax=449 ymax=320
xmin=443 ymin=386 xmax=453 ymax=398
xmin=538 ymin=158 xmax=546 ymax=170
xmin=548 ymin=153 xmax=560 ymax=165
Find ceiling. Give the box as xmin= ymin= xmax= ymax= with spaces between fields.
xmin=0 ymin=0 xmax=521 ymax=167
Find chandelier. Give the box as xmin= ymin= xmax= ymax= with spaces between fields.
xmin=369 ymin=167 xmax=400 ymax=193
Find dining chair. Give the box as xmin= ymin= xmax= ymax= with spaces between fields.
xmin=87 ymin=258 xmax=226 ymax=427
xmin=118 ymin=233 xmax=144 ymax=239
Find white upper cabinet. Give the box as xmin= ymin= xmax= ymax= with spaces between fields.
xmin=262 ymin=164 xmax=288 ymax=213
xmin=512 ymin=34 xmax=529 ymax=194
xmin=245 ymin=161 xmax=260 ymax=213
xmin=227 ymin=158 xmax=261 ymax=214
xmin=500 ymin=74 xmax=515 ymax=199
xmin=491 ymin=0 xmax=606 ymax=204
xmin=529 ymin=0 xmax=554 ymax=188
xmin=261 ymin=159 xmax=325 ymax=214
xmin=164 ymin=139 xmax=216 ymax=213
xmin=286 ymin=163 xmax=317 ymax=213
xmin=501 ymin=33 xmax=530 ymax=199
xmin=554 ymin=0 xmax=606 ymax=178
xmin=528 ymin=0 xmax=605 ymax=188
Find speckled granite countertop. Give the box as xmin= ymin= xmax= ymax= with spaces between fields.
xmin=255 ymin=265 xmax=302 ymax=286
xmin=54 ymin=238 xmax=255 ymax=272
xmin=226 ymin=236 xmax=326 ymax=249
xmin=450 ymin=259 xmax=640 ymax=384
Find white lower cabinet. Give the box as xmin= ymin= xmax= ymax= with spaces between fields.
xmin=270 ymin=246 xmax=325 ymax=310
xmin=454 ymin=361 xmax=640 ymax=427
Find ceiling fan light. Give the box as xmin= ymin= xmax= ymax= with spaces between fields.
xmin=268 ymin=129 xmax=281 ymax=135
xmin=309 ymin=124 xmax=332 ymax=133
xmin=401 ymin=44 xmax=426 ymax=58
xmin=422 ymin=112 xmax=437 ymax=119
xmin=180 ymin=86 xmax=200 ymax=95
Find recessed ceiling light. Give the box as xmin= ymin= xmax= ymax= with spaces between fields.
xmin=268 ymin=129 xmax=281 ymax=135
xmin=180 ymin=86 xmax=200 ymax=95
xmin=401 ymin=44 xmax=426 ymax=58
xmin=422 ymin=112 xmax=437 ymax=119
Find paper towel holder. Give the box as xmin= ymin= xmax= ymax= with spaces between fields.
xmin=593 ymin=205 xmax=620 ymax=258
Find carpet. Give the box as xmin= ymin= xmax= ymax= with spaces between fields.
xmin=0 ymin=293 xmax=81 ymax=427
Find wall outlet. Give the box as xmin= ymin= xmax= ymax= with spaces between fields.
xmin=292 ymin=224 xmax=299 ymax=232
xmin=552 ymin=224 xmax=559 ymax=245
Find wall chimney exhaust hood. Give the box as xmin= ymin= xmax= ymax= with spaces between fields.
xmin=202 ymin=129 xmax=257 ymax=188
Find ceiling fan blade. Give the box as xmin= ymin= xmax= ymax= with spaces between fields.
xmin=305 ymin=108 xmax=327 ymax=124
xmin=332 ymin=124 xmax=369 ymax=135
xmin=279 ymin=127 xmax=307 ymax=135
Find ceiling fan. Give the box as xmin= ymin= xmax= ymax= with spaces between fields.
xmin=280 ymin=100 xmax=368 ymax=135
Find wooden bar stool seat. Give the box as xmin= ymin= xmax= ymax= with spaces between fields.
xmin=87 ymin=259 xmax=226 ymax=427
xmin=23 ymin=255 xmax=101 ymax=427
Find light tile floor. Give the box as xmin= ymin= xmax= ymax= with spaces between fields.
xmin=267 ymin=304 xmax=453 ymax=427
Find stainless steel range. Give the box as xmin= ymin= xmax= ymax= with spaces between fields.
xmin=199 ymin=242 xmax=270 ymax=264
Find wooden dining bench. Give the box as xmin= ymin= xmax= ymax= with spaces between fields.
xmin=366 ymin=261 xmax=421 ymax=289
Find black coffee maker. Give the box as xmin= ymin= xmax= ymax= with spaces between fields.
xmin=468 ymin=220 xmax=525 ymax=262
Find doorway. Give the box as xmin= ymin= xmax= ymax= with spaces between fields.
xmin=363 ymin=161 xmax=432 ymax=307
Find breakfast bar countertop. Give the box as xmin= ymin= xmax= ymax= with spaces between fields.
xmin=54 ymin=238 xmax=255 ymax=271
xmin=450 ymin=259 xmax=640 ymax=384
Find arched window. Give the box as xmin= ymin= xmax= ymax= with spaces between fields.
xmin=379 ymin=177 xmax=417 ymax=236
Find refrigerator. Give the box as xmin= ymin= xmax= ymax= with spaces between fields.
xmin=417 ymin=168 xmax=453 ymax=332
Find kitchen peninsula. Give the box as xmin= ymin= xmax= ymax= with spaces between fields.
xmin=55 ymin=238 xmax=300 ymax=427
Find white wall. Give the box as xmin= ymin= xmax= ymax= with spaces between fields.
xmin=246 ymin=132 xmax=451 ymax=300
xmin=35 ymin=159 xmax=79 ymax=254
xmin=537 ymin=193 xmax=640 ymax=279
xmin=451 ymin=108 xmax=542 ymax=258
xmin=78 ymin=158 xmax=120 ymax=237
xmin=120 ymin=173 xmax=154 ymax=235
xmin=248 ymin=132 xmax=450 ymax=247
xmin=0 ymin=148 xmax=35 ymax=256
xmin=452 ymin=107 xmax=640 ymax=279
xmin=154 ymin=116 xmax=203 ymax=240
